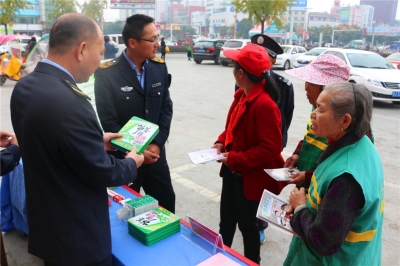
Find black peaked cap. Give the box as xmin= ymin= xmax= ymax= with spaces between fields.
xmin=251 ymin=34 xmax=283 ymax=59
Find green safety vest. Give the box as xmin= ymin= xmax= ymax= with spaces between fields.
xmin=297 ymin=109 xmax=328 ymax=171
xmin=285 ymin=136 xmax=384 ymax=266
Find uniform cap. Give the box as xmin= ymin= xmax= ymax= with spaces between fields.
xmin=223 ymin=44 xmax=271 ymax=77
xmin=285 ymin=54 xmax=350 ymax=86
xmin=251 ymin=34 xmax=283 ymax=59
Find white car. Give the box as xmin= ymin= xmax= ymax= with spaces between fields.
xmin=293 ymin=47 xmax=330 ymax=68
xmin=164 ymin=40 xmax=176 ymax=46
xmin=274 ymin=45 xmax=307 ymax=70
xmin=321 ymin=48 xmax=400 ymax=104
xmin=219 ymin=39 xmax=251 ymax=66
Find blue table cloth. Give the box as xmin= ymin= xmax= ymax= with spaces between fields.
xmin=110 ymin=186 xmax=253 ymax=266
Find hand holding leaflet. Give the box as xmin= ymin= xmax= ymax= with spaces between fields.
xmin=264 ymin=168 xmax=300 ymax=181
xmin=188 ymin=149 xmax=225 ymax=164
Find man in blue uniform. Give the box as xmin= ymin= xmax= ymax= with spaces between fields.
xmin=245 ymin=34 xmax=295 ymax=244
xmin=10 ymin=13 xmax=144 ymax=265
xmin=251 ymin=34 xmax=295 ymax=150
xmin=94 ymin=14 xmax=175 ymax=213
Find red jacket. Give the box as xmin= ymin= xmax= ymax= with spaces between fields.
xmin=216 ymin=82 xmax=285 ymax=200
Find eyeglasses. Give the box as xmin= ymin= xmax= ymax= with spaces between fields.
xmin=133 ymin=37 xmax=159 ymax=43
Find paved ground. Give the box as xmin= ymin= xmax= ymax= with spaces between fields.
xmin=1 ymin=53 xmax=400 ymax=265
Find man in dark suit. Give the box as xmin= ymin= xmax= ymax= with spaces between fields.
xmin=94 ymin=14 xmax=175 ymax=213
xmin=10 ymin=13 xmax=144 ymax=266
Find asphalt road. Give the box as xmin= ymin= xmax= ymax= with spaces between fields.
xmin=1 ymin=53 xmax=399 ymax=265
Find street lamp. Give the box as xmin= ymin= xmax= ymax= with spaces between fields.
xmin=198 ymin=22 xmax=203 ymax=36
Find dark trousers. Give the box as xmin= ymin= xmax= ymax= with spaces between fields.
xmin=219 ymin=165 xmax=260 ymax=264
xmin=129 ymin=162 xmax=175 ymax=213
xmin=161 ymin=53 xmax=166 ymax=60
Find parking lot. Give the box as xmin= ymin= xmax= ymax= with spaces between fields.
xmin=1 ymin=52 xmax=400 ymax=265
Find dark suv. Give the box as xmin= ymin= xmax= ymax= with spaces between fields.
xmin=193 ymin=39 xmax=226 ymax=64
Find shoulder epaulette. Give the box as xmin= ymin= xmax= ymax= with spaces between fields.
xmin=277 ymin=75 xmax=292 ymax=87
xmin=151 ymin=57 xmax=165 ymax=64
xmin=62 ymin=79 xmax=91 ymax=101
xmin=100 ymin=59 xmax=117 ymax=69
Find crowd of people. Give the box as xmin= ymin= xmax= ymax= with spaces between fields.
xmin=3 ymin=12 xmax=384 ymax=266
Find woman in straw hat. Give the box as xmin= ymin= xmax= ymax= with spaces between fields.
xmin=212 ymin=44 xmax=286 ymax=263
xmin=284 ymin=54 xmax=352 ymax=186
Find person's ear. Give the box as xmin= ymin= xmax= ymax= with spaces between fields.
xmin=342 ymin=113 xmax=352 ymax=130
xmin=127 ymin=38 xmax=137 ymax=49
xmin=76 ymin=42 xmax=87 ymax=62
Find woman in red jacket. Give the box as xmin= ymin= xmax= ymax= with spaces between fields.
xmin=213 ymin=44 xmax=285 ymax=263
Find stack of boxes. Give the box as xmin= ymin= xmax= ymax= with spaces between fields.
xmin=127 ymin=207 xmax=181 ymax=246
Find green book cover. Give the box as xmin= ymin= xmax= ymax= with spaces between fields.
xmin=127 ymin=207 xmax=180 ymax=235
xmin=111 ymin=116 xmax=159 ymax=154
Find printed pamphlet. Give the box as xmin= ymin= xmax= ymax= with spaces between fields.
xmin=256 ymin=189 xmax=298 ymax=236
xmin=196 ymin=252 xmax=241 ymax=266
xmin=111 ymin=116 xmax=159 ymax=154
xmin=188 ymin=148 xmax=224 ymax=164
xmin=264 ymin=168 xmax=300 ymax=182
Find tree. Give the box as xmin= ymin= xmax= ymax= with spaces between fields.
xmin=103 ymin=21 xmax=125 ymax=35
xmin=236 ymin=18 xmax=253 ymax=38
xmin=219 ymin=26 xmax=233 ymax=37
xmin=81 ymin=0 xmax=108 ymax=27
xmin=48 ymin=0 xmax=78 ymax=20
xmin=231 ymin=0 xmax=294 ymax=31
xmin=0 ymin=0 xmax=27 ymax=35
xmin=333 ymin=24 xmax=362 ymax=44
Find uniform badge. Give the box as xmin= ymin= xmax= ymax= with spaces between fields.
xmin=121 ymin=86 xmax=133 ymax=92
xmin=152 ymin=82 xmax=161 ymax=88
xmin=257 ymin=36 xmax=264 ymax=45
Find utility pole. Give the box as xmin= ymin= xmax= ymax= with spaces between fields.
xmin=233 ymin=12 xmax=237 ymax=39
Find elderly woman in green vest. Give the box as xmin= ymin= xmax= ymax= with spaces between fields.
xmin=284 ymin=82 xmax=384 ymax=265
xmin=283 ymin=54 xmax=352 ymax=186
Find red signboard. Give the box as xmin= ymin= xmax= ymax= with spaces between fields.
xmin=303 ymin=31 xmax=309 ymax=40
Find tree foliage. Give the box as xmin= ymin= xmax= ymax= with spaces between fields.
xmin=219 ymin=26 xmax=233 ymax=37
xmin=103 ymin=21 xmax=125 ymax=35
xmin=236 ymin=18 xmax=253 ymax=38
xmin=0 ymin=0 xmax=27 ymax=35
xmin=232 ymin=0 xmax=294 ymax=30
xmin=48 ymin=0 xmax=78 ymax=20
xmin=81 ymin=0 xmax=108 ymax=24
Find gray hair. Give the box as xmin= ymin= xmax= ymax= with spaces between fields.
xmin=324 ymin=82 xmax=372 ymax=137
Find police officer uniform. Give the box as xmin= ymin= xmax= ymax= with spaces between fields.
xmin=251 ymin=34 xmax=295 ymax=149
xmin=94 ymin=53 xmax=175 ymax=213
xmin=249 ymin=34 xmax=295 ymax=236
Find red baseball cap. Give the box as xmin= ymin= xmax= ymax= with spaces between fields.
xmin=223 ymin=44 xmax=271 ymax=77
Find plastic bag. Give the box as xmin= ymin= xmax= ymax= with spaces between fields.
xmin=165 ymin=46 xmax=170 ymax=53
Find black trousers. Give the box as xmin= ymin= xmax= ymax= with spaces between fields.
xmin=129 ymin=162 xmax=176 ymax=213
xmin=219 ymin=165 xmax=260 ymax=264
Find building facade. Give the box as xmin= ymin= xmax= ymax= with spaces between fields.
xmin=282 ymin=9 xmax=307 ymax=31
xmin=340 ymin=6 xmax=363 ymax=27
xmin=9 ymin=0 xmax=42 ymax=35
xmin=360 ymin=0 xmax=398 ymax=26
xmin=359 ymin=5 xmax=374 ymax=28
xmin=308 ymin=12 xmax=341 ymax=28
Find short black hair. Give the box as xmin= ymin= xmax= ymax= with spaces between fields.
xmin=49 ymin=13 xmax=99 ymax=54
xmin=122 ymin=14 xmax=154 ymax=46
xmin=104 ymin=35 xmax=110 ymax=42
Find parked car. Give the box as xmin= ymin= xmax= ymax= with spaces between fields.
xmin=164 ymin=40 xmax=176 ymax=46
xmin=219 ymin=39 xmax=251 ymax=66
xmin=192 ymin=39 xmax=226 ymax=64
xmin=293 ymin=47 xmax=330 ymax=68
xmin=274 ymin=45 xmax=307 ymax=70
xmin=321 ymin=48 xmax=400 ymax=104
xmin=386 ymin=52 xmax=400 ymax=70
